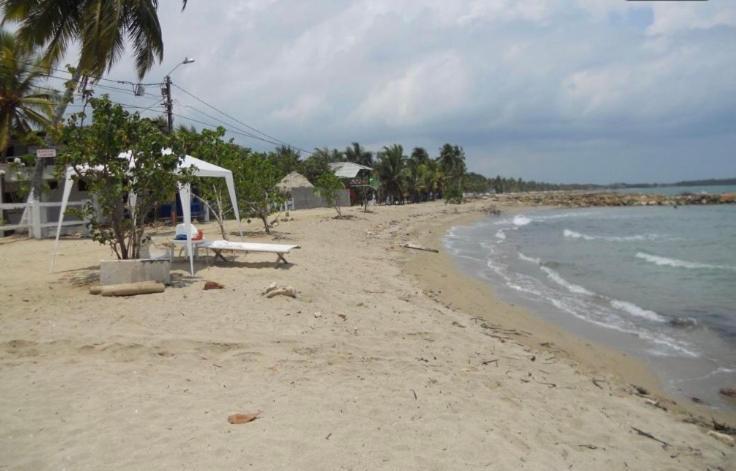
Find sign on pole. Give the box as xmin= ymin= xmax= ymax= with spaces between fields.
xmin=36 ymin=148 xmax=56 ymax=158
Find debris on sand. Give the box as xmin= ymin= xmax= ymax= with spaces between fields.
xmin=227 ymin=412 xmax=261 ymax=424
xmin=263 ymin=282 xmax=298 ymax=299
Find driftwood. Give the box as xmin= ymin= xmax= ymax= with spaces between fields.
xmin=631 ymin=427 xmax=670 ymax=448
xmin=402 ymin=243 xmax=439 ymax=253
xmin=99 ymin=281 xmax=165 ymax=297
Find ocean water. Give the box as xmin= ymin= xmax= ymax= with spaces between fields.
xmin=445 ymin=205 xmax=736 ymax=409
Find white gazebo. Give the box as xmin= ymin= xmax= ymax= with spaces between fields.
xmin=51 ymin=151 xmax=242 ymax=275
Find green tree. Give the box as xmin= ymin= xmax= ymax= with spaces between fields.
xmin=438 ymin=143 xmax=466 ymax=203
xmin=234 ymin=152 xmax=283 ymax=234
xmin=313 ymin=172 xmax=344 ymax=217
xmin=2 ymin=0 xmax=187 ymax=201
xmin=177 ymin=126 xmax=241 ymax=239
xmin=299 ymin=147 xmax=332 ymax=184
xmin=375 ymin=144 xmax=405 ymax=203
xmin=344 ymin=142 xmax=372 ymax=167
xmin=57 ymin=96 xmax=191 ymax=259
xmin=269 ymin=145 xmax=301 ymax=179
xmin=0 ymin=29 xmax=56 ymax=154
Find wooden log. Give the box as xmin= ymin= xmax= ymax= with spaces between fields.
xmin=402 ymin=243 xmax=439 ymax=253
xmin=100 ymin=281 xmax=165 ymax=297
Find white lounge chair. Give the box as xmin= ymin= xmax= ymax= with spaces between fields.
xmin=201 ymin=240 xmax=299 ymax=264
xmin=171 ymin=238 xmax=299 ymax=265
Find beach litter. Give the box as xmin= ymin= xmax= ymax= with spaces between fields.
xmin=227 ymin=412 xmax=261 ymax=425
xmin=401 ymin=243 xmax=439 ymax=253
xmin=263 ymin=282 xmax=297 ymax=299
xmin=204 ymin=281 xmax=224 ymax=290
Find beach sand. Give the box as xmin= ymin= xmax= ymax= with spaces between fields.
xmin=0 ymin=200 xmax=733 ymax=470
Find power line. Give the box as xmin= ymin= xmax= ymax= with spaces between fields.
xmin=171 ymin=83 xmax=310 ymax=155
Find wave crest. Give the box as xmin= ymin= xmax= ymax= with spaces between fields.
xmin=636 ymin=252 xmax=735 ymax=271
xmin=564 ymin=229 xmax=660 ymax=242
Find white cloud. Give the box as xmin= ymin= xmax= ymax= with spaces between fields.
xmin=88 ymin=0 xmax=736 ymax=181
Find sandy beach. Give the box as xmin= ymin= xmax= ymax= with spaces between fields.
xmin=1 ymin=200 xmax=734 ymax=470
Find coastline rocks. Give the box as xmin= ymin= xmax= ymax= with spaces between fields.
xmin=719 ymin=387 xmax=736 ymax=400
xmin=489 ymin=191 xmax=734 ymax=208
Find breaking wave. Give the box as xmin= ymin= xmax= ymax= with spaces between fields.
xmin=636 ymin=252 xmax=736 ymax=271
xmin=564 ymin=229 xmax=661 ymax=242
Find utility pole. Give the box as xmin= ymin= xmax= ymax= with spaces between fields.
xmin=163 ymin=75 xmax=173 ymax=133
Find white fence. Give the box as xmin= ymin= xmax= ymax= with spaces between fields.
xmin=0 ymin=200 xmax=89 ymax=237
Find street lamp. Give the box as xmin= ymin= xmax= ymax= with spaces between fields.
xmin=163 ymin=57 xmax=195 ymax=133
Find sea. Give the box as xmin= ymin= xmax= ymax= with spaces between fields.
xmin=445 ymin=186 xmax=736 ymax=410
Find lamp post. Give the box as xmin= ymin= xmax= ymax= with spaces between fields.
xmin=162 ymin=57 xmax=195 ymax=133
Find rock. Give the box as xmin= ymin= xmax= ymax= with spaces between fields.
xmin=719 ymin=387 xmax=736 ymax=399
xmin=313 ymin=311 xmax=322 ymax=318
xmin=204 ymin=281 xmax=224 ymax=290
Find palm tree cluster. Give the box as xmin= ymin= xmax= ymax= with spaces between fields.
xmin=265 ymin=142 xmax=468 ymax=204
xmin=0 ymin=28 xmax=55 ymax=155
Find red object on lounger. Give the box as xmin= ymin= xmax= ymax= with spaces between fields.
xmin=193 ymin=229 xmax=204 ymax=241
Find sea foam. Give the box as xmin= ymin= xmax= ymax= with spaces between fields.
xmin=540 ymin=266 xmax=594 ymax=296
xmin=564 ymin=229 xmax=660 ymax=242
xmin=610 ymin=299 xmax=665 ymax=323
xmin=636 ymin=252 xmax=735 ymax=271
xmin=512 ymin=215 xmax=532 ymax=227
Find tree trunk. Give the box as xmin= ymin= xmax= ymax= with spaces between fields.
xmin=260 ymin=214 xmax=270 ymax=234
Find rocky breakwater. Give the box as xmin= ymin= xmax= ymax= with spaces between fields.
xmin=489 ymin=191 xmax=736 ymax=208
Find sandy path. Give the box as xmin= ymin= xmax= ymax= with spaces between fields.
xmin=0 ymin=201 xmax=733 ymax=470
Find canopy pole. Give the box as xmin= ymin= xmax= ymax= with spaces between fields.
xmin=49 ymin=169 xmax=75 ymax=273
xmin=179 ymin=183 xmax=194 ymax=275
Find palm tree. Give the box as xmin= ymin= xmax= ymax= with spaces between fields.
xmin=375 ymin=144 xmax=405 ymax=203
xmin=1 ymin=0 xmax=186 ymax=80
xmin=344 ymin=142 xmax=373 ymax=167
xmin=2 ymin=0 xmax=186 ymax=202
xmin=410 ymin=147 xmax=429 ymax=166
xmin=438 ymin=143 xmax=466 ymax=202
xmin=0 ymin=29 xmax=55 ymax=155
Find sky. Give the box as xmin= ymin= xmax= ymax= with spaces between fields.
xmin=81 ymin=1 xmax=736 ymax=183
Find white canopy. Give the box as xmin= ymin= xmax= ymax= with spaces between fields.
xmin=51 ymin=152 xmax=242 ymax=275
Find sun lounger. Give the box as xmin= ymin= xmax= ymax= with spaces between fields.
xmin=199 ymin=240 xmax=300 ymax=264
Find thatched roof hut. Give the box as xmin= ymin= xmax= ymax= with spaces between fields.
xmin=277 ymin=171 xmax=313 ymax=193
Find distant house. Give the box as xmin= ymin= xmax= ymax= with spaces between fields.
xmin=276 ymin=171 xmax=349 ymax=210
xmin=328 ymin=162 xmax=374 ymax=205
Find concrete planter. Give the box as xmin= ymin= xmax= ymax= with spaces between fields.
xmin=99 ymin=259 xmax=171 ymax=286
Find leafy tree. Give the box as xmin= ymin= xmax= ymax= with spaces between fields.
xmin=234 ymin=151 xmax=283 ymax=234
xmin=57 ymin=96 xmax=192 ymax=259
xmin=463 ymin=172 xmax=491 ymax=194
xmin=269 ymin=145 xmax=301 ymax=179
xmin=177 ymin=126 xmax=241 ymax=239
xmin=344 ymin=142 xmax=373 ymax=167
xmin=0 ymin=29 xmax=56 ymax=155
xmin=299 ymin=148 xmax=332 ymax=184
xmin=2 ymin=0 xmax=188 ymax=202
xmin=313 ymin=172 xmax=344 ymax=217
xmin=375 ymin=144 xmax=405 ymax=203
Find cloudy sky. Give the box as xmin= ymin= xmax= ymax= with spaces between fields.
xmin=98 ymin=0 xmax=736 ymax=183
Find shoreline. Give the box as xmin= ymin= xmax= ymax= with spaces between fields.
xmin=400 ymin=202 xmax=736 ymax=425
xmin=1 ymin=200 xmax=734 ymax=468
